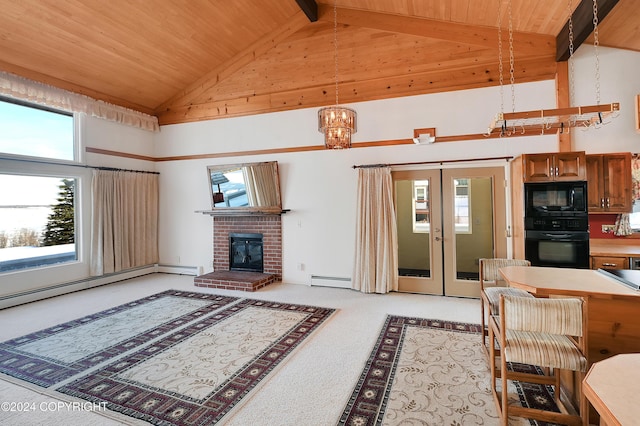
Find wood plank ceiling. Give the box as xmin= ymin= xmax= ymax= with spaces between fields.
xmin=0 ymin=0 xmax=637 ymax=126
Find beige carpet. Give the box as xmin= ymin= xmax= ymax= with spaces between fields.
xmin=0 ymin=274 xmax=487 ymax=425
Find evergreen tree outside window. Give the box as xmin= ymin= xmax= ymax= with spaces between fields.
xmin=42 ymin=179 xmax=75 ymax=246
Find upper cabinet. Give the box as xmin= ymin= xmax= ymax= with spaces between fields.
xmin=586 ymin=153 xmax=632 ymax=213
xmin=522 ymin=152 xmax=587 ymax=182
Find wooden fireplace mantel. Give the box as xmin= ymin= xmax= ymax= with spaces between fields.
xmin=196 ymin=209 xmax=290 ymax=217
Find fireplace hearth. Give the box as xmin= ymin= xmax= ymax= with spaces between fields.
xmin=195 ymin=215 xmax=281 ymax=292
xmin=229 ymin=233 xmax=263 ymax=273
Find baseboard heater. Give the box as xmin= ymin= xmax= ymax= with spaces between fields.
xmin=157 ymin=265 xmax=202 ymax=276
xmin=0 ymin=265 xmax=157 ymax=309
xmin=310 ymin=275 xmax=351 ymax=289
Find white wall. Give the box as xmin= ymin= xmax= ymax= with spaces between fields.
xmin=83 ymin=115 xmax=156 ymax=169
xmin=154 ymin=80 xmax=560 ymax=285
xmin=154 ymin=47 xmax=639 ymax=286
xmin=571 ymin=45 xmax=640 ymax=153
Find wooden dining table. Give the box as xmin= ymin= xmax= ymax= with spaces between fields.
xmin=499 ymin=265 xmax=640 ymax=422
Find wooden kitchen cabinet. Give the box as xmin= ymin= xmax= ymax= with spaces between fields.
xmin=523 ymin=151 xmax=586 ymax=182
xmin=586 ymin=153 xmax=632 ymax=213
xmin=591 ymin=255 xmax=629 ymax=270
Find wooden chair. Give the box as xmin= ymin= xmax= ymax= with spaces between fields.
xmin=490 ymin=294 xmax=588 ymax=426
xmin=479 ymin=258 xmax=533 ymax=358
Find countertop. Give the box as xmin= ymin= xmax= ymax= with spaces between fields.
xmin=589 ymin=239 xmax=640 ymax=257
xmin=500 ymin=265 xmax=640 ymax=297
xmin=583 ymin=354 xmax=640 ymax=426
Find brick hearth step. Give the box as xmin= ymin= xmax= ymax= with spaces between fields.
xmin=194 ymin=271 xmax=277 ymax=292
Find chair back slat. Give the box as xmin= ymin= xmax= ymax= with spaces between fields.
xmin=480 ymin=258 xmax=531 ymax=283
xmin=502 ymin=295 xmax=583 ymax=336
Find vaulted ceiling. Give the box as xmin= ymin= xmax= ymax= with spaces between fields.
xmin=0 ymin=0 xmax=637 ymax=126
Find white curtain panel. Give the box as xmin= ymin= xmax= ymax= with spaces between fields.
xmin=90 ymin=170 xmax=159 ymax=276
xmin=352 ymin=167 xmax=399 ymax=294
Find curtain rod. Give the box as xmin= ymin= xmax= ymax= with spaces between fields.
xmin=0 ymin=155 xmax=159 ymax=175
xmin=352 ymin=156 xmax=513 ymax=169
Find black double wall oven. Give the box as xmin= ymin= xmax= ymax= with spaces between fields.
xmin=523 ymin=181 xmax=590 ymax=269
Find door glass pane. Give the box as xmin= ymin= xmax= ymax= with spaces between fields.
xmin=396 ymin=179 xmax=431 ymax=278
xmin=454 ymin=177 xmax=493 ymax=281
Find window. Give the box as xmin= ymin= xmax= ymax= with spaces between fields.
xmin=413 ymin=180 xmax=430 ymax=233
xmin=630 ymin=202 xmax=640 ymax=232
xmin=454 ymin=179 xmax=471 ymax=233
xmin=411 ymin=179 xmax=472 ymax=234
xmin=0 ymin=175 xmax=77 ymax=272
xmin=0 ymin=98 xmax=78 ymax=273
xmin=0 ymin=97 xmax=74 ymax=161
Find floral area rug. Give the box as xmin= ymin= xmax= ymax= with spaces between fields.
xmin=0 ymin=290 xmax=239 ymax=387
xmin=58 ymin=298 xmax=335 ymax=424
xmin=339 ymin=315 xmax=561 ymax=426
xmin=0 ymin=290 xmax=335 ymax=425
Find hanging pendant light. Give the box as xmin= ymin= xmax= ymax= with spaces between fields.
xmin=318 ymin=0 xmax=356 ymax=149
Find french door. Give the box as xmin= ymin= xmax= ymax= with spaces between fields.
xmin=393 ymin=167 xmax=507 ymax=297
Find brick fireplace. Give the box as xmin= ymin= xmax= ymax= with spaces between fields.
xmin=194 ymin=215 xmax=282 ymax=291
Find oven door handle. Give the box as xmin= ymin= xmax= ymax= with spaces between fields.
xmin=542 ymin=233 xmax=574 ymax=239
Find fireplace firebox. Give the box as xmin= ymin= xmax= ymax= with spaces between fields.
xmin=229 ymin=233 xmax=263 ymax=273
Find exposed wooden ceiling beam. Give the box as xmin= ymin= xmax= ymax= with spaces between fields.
xmin=556 ymin=0 xmax=620 ymax=61
xmin=319 ymin=5 xmax=555 ymax=56
xmin=295 ymin=0 xmax=318 ymax=22
xmin=155 ymin=10 xmax=310 ymax=114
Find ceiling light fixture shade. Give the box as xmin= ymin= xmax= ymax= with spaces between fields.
xmin=318 ymin=0 xmax=356 ymax=149
xmin=318 ymin=106 xmax=357 ymax=149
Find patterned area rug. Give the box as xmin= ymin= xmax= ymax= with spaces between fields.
xmin=57 ymin=298 xmax=335 ymax=425
xmin=0 ymin=291 xmax=335 ymax=425
xmin=339 ymin=315 xmax=561 ymax=426
xmin=0 ymin=290 xmax=239 ymax=387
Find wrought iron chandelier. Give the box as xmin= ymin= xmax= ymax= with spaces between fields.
xmin=318 ymin=0 xmax=356 ymax=149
